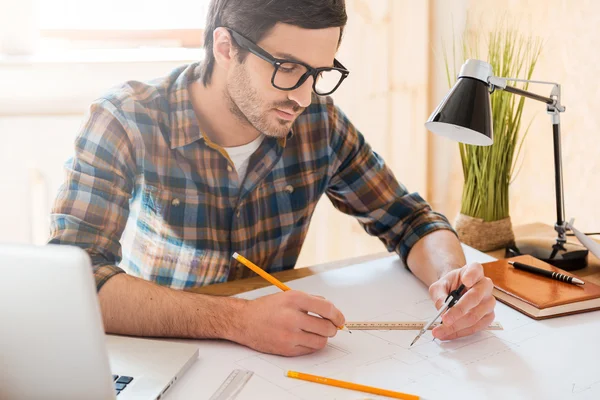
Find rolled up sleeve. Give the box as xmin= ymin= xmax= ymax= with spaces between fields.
xmin=325 ymin=103 xmax=456 ymax=265
xmin=49 ymin=99 xmax=136 ymax=291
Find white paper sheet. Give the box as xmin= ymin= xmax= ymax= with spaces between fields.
xmin=165 ymin=245 xmax=600 ymax=400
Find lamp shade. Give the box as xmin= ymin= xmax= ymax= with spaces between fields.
xmin=426 ymin=59 xmax=495 ymax=146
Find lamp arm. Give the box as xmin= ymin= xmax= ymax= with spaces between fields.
xmin=502 ymin=85 xmax=555 ymax=105
xmin=488 ymin=75 xmax=568 ymax=244
xmin=490 ymin=77 xmax=560 ymax=86
xmin=488 ymin=76 xmax=565 ymax=113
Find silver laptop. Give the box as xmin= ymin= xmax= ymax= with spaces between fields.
xmin=0 ymin=244 xmax=198 ymax=400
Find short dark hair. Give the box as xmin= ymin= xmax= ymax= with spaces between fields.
xmin=200 ymin=0 xmax=347 ymax=86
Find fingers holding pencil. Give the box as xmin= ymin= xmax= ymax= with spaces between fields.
xmin=237 ymin=291 xmax=337 ymax=356
xmin=307 ymin=295 xmax=352 ymax=333
xmin=294 ymin=291 xmax=346 ymax=333
xmin=232 ymin=252 xmax=349 ymax=332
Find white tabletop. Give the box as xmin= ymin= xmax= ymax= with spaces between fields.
xmin=164 ymin=245 xmax=600 ymax=400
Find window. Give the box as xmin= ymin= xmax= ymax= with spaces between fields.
xmin=38 ymin=0 xmax=210 ymax=48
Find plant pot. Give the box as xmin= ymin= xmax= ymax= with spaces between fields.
xmin=454 ymin=213 xmax=515 ymax=252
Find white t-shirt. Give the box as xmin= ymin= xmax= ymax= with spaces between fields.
xmin=222 ymin=134 xmax=265 ymax=181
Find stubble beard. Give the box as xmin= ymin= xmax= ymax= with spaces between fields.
xmin=225 ymin=63 xmax=301 ymax=138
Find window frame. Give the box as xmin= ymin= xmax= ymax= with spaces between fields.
xmin=39 ymin=29 xmax=204 ymax=48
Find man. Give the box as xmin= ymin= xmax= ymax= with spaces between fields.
xmin=49 ymin=0 xmax=495 ymax=357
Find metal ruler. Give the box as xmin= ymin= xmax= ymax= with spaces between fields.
xmin=345 ymin=321 xmax=504 ymax=331
xmin=209 ymin=369 xmax=254 ymax=400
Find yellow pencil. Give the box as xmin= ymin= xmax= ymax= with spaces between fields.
xmin=286 ymin=370 xmax=419 ymax=400
xmin=232 ymin=252 xmax=349 ymax=331
xmin=233 ymin=252 xmax=292 ymax=291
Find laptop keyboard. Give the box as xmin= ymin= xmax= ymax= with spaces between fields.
xmin=112 ymin=375 xmax=134 ymax=395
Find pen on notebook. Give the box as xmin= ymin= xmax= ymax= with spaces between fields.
xmin=286 ymin=370 xmax=420 ymax=400
xmin=232 ymin=252 xmax=350 ymax=332
xmin=508 ymin=261 xmax=584 ymax=285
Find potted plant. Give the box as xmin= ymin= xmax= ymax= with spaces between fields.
xmin=445 ymin=25 xmax=542 ymax=252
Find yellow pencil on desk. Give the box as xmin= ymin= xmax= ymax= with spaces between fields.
xmin=285 ymin=370 xmax=420 ymax=400
xmin=232 ymin=252 xmax=350 ymax=332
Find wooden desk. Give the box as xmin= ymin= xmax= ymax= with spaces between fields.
xmin=190 ymin=222 xmax=600 ymax=296
xmin=190 ymin=251 xmax=390 ymax=296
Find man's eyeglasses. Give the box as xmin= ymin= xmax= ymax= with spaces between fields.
xmin=226 ymin=28 xmax=350 ymax=96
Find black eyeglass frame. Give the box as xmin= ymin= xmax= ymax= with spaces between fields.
xmin=225 ymin=28 xmax=350 ymax=96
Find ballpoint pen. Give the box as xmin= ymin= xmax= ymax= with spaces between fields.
xmin=410 ymin=283 xmax=466 ymax=346
xmin=508 ymin=260 xmax=585 ymax=285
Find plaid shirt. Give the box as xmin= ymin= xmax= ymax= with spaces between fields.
xmin=49 ymin=62 xmax=455 ymax=291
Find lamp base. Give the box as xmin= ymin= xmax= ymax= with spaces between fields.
xmin=505 ymin=237 xmax=588 ymax=271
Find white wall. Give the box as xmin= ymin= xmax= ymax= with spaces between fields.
xmin=0 ymin=116 xmax=79 ymax=243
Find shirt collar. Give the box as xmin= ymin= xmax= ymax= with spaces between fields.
xmin=168 ymin=62 xmax=204 ymax=149
xmin=168 ymin=62 xmax=294 ymax=150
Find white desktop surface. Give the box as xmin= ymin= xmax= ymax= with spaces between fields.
xmin=163 ymin=245 xmax=600 ymax=400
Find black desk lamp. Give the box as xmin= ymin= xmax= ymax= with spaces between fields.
xmin=425 ymin=59 xmax=588 ymax=271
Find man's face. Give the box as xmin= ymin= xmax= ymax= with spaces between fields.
xmin=225 ymin=23 xmax=341 ymax=138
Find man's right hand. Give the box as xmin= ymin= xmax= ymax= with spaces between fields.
xmin=234 ymin=290 xmax=345 ymax=356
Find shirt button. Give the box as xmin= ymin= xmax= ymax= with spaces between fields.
xmin=171 ymin=198 xmax=180 ymax=207
xmin=284 ymin=185 xmax=294 ymax=194
xmin=227 ymin=165 xmax=233 ymax=172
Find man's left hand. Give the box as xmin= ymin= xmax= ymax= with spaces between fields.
xmin=428 ymin=262 xmax=496 ymax=341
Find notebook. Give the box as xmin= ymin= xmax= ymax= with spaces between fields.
xmin=482 ymin=255 xmax=600 ymax=320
